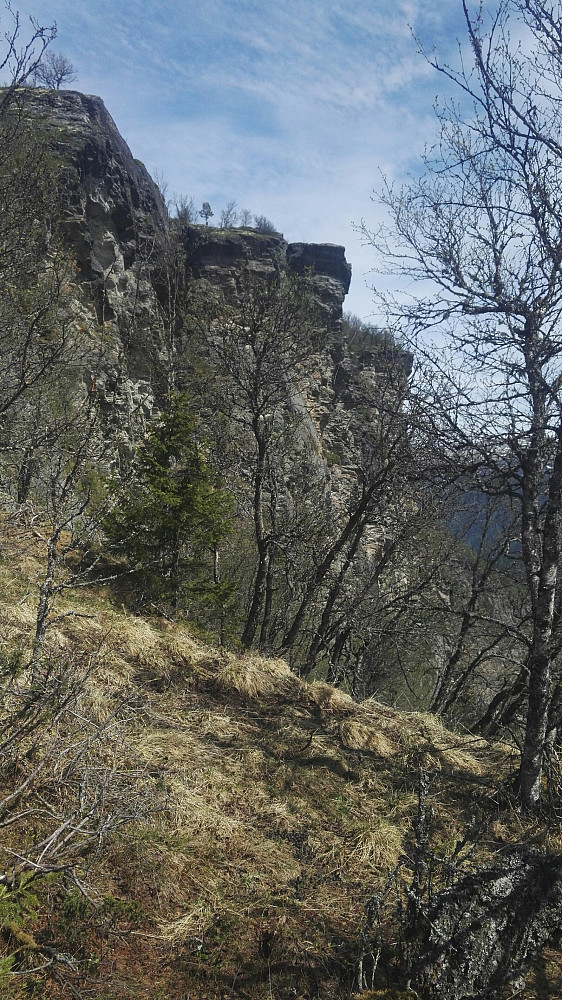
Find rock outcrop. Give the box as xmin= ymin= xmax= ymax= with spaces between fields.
xmin=18 ymin=90 xmax=411 ymax=488
xmin=408 ymin=849 xmax=562 ymax=999
xmin=18 ymin=89 xmax=360 ymax=463
xmin=23 ymin=89 xmax=166 ymax=284
xmin=22 ymin=90 xmax=350 ymax=342
xmin=181 ymin=225 xmax=351 ymax=329
xmin=24 ymin=89 xmax=352 ymax=386
xmin=287 ymin=241 xmax=351 ymax=319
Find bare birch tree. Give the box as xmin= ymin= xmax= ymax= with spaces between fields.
xmin=364 ymin=0 xmax=562 ymax=810
xmin=208 ymin=269 xmax=324 ymax=649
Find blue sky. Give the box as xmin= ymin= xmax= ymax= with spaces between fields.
xmin=17 ymin=0 xmax=469 ymax=321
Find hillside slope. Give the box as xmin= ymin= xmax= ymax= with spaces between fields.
xmin=1 ymin=87 xmax=562 ymax=1000
xmin=3 ymin=518 xmax=560 ymax=1000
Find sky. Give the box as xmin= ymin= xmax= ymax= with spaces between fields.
xmin=16 ymin=0 xmax=470 ymax=322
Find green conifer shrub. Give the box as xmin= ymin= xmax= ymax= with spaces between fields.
xmin=105 ymin=393 xmax=233 ymax=619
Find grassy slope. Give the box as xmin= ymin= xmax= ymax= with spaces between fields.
xmin=0 ymin=517 xmax=560 ymax=1000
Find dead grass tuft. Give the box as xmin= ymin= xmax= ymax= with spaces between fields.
xmin=339 ymin=718 xmax=398 ymax=759
xmin=350 ymin=819 xmax=404 ymax=869
xmin=307 ymin=680 xmax=356 ymax=713
xmin=134 ymin=727 xmax=211 ymax=770
xmin=404 ymin=712 xmax=487 ymax=774
xmin=216 ymin=654 xmax=305 ymax=701
xmin=158 ymin=908 xmax=213 ymax=944
xmin=161 ymin=629 xmax=209 ymax=666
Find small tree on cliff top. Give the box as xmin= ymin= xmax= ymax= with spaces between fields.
xmin=32 ymin=50 xmax=76 ymax=89
xmin=199 ymin=201 xmax=213 ymax=225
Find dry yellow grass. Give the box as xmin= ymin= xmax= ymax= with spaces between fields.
xmin=0 ymin=517 xmax=536 ymax=999
xmin=349 ymin=818 xmax=404 ymax=870
xmin=216 ymin=653 xmax=305 ymax=700
xmin=339 ymin=717 xmax=398 ymax=759
xmin=307 ymin=679 xmax=356 ymax=712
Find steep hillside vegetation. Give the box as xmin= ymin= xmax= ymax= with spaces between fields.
xmin=1 ymin=78 xmax=562 ymax=1000
xmin=3 ymin=516 xmax=558 ymax=1000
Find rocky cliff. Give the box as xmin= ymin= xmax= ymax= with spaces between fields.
xmin=11 ymin=89 xmax=422 ymax=529
xmin=22 ymin=89 xmax=350 ymax=348
xmin=18 ymin=90 xmax=364 ymax=458
xmin=24 ymin=89 xmax=167 ymax=279
xmin=18 ymin=89 xmax=404 ymax=492
xmin=182 ymin=225 xmax=351 ymax=323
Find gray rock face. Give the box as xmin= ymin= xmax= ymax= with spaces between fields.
xmin=25 ymin=89 xmax=351 ymax=365
xmin=23 ymin=89 xmax=167 ymax=282
xmin=287 ymin=243 xmax=351 ymax=296
xmin=181 ymin=226 xmax=351 ymax=327
xmin=16 ymin=89 xmax=169 ymax=451
xmin=183 ymin=226 xmax=286 ymax=280
xmin=21 ymin=89 xmax=351 ymax=337
xmin=17 ymin=89 xmax=363 ymax=475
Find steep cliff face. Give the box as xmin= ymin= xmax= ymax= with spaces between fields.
xmin=18 ymin=90 xmax=364 ymax=468
xmin=182 ymin=225 xmax=351 ymax=324
xmin=24 ymin=89 xmax=166 ymax=281
xmin=17 ymin=89 xmax=416 ymax=501
xmin=23 ymin=90 xmax=359 ymax=418
xmin=23 ymin=90 xmax=350 ymax=345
